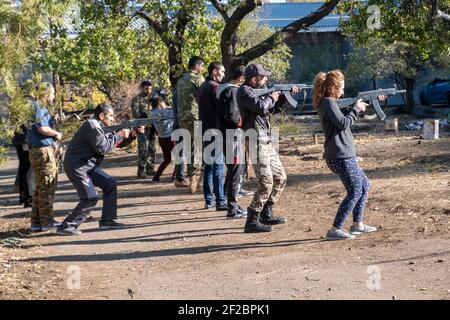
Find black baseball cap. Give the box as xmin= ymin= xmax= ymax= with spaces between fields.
xmin=245 ymin=64 xmax=272 ymax=78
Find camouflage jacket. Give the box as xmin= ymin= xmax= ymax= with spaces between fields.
xmin=131 ymin=93 xmax=153 ymax=119
xmin=176 ymin=70 xmax=205 ymax=122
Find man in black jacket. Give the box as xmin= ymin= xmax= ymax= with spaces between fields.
xmin=198 ymin=62 xmax=227 ymax=210
xmin=237 ymin=64 xmax=299 ymax=233
xmin=57 ymin=103 xmax=130 ymax=235
xmin=216 ymin=66 xmax=247 ymax=218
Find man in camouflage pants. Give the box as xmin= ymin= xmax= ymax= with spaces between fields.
xmin=27 ymin=83 xmax=62 ymax=232
xmin=237 ymin=64 xmax=299 ymax=233
xmin=131 ymin=79 xmax=156 ymax=178
xmin=176 ymin=56 xmax=205 ymax=193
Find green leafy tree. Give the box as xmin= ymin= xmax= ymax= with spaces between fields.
xmin=340 ymin=0 xmax=450 ymax=111
xmin=344 ymin=39 xmax=408 ymax=93
xmin=38 ymin=0 xmax=293 ymax=95
xmin=236 ymin=18 xmax=292 ymax=81
xmin=35 ymin=11 xmax=166 ymax=99
xmin=38 ymin=1 xmax=224 ymax=92
xmin=135 ymin=0 xmax=222 ymax=87
xmin=0 ymin=0 xmax=71 ymax=164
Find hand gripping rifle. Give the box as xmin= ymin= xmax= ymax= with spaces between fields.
xmin=336 ymin=86 xmax=406 ymax=121
xmin=253 ymin=84 xmax=314 ymax=108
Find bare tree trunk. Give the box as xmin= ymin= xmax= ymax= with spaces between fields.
xmin=211 ymin=0 xmax=341 ymax=75
xmin=52 ymin=72 xmax=62 ymax=109
xmin=135 ymin=8 xmax=191 ymax=89
xmin=98 ymin=84 xmax=112 ymax=101
xmin=140 ymin=1 xmax=341 ymax=85
xmin=168 ymin=43 xmax=183 ymax=89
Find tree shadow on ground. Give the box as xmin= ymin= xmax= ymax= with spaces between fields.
xmin=1 ymin=198 xmax=202 ymax=219
xmin=287 ymin=154 xmax=450 ymax=187
xmin=21 ymin=214 xmax=227 ymax=240
xmin=0 ymin=228 xmax=29 ymax=238
xmin=372 ymin=250 xmax=450 ymax=265
xmin=23 ymin=238 xmax=325 ymax=262
xmin=20 ymin=227 xmax=244 ymax=249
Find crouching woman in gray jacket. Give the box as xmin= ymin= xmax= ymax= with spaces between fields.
xmin=313 ymin=70 xmax=384 ymax=240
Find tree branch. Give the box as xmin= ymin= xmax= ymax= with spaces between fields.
xmin=156 ymin=2 xmax=166 ymax=17
xmin=229 ymin=0 xmax=261 ymax=25
xmin=98 ymin=83 xmax=112 ymax=100
xmin=134 ymin=10 xmax=164 ymax=37
xmin=210 ymin=0 xmax=230 ymax=22
xmin=174 ymin=9 xmax=191 ymax=40
xmin=220 ymin=0 xmax=262 ymax=67
xmin=236 ymin=0 xmax=341 ymax=64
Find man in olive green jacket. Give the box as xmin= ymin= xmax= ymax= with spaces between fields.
xmin=176 ymin=56 xmax=205 ymax=193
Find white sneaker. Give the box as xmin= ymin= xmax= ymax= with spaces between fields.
xmin=40 ymin=220 xmax=62 ymax=232
xmin=326 ymin=228 xmax=356 ymax=240
xmin=349 ymin=224 xmax=377 ymax=235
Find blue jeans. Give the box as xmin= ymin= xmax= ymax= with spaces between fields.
xmin=203 ymin=150 xmax=226 ymax=207
xmin=326 ymin=158 xmax=370 ymax=229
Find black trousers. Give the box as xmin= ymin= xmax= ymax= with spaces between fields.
xmin=174 ymin=135 xmax=186 ymax=182
xmin=15 ymin=144 xmax=31 ymax=203
xmin=225 ymin=163 xmax=244 ymax=214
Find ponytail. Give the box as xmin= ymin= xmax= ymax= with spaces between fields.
xmin=313 ymin=72 xmax=327 ymax=109
xmin=312 ymin=70 xmax=345 ymax=109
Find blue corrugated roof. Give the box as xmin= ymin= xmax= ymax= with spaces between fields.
xmin=208 ymin=2 xmax=346 ymax=32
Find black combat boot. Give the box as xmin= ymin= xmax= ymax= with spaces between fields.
xmin=259 ymin=201 xmax=287 ymax=225
xmin=244 ymin=208 xmax=272 ymax=233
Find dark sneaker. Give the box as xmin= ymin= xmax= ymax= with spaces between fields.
xmin=23 ymin=198 xmax=33 ymax=208
xmin=216 ymin=203 xmax=228 ymax=211
xmin=175 ymin=180 xmax=189 ymax=188
xmin=99 ymin=220 xmax=125 ymax=230
xmin=204 ymin=203 xmax=215 ymax=209
xmin=227 ymin=207 xmax=247 ymax=219
xmin=31 ymin=222 xmax=41 ymax=232
xmin=57 ymin=226 xmax=82 ymax=236
xmin=41 ymin=220 xmax=62 ymax=231
xmin=146 ymin=170 xmax=156 ymax=176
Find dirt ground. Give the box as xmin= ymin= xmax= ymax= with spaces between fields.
xmin=0 ymin=116 xmax=449 ymax=300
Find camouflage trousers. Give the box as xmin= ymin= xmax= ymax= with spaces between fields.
xmin=29 ymin=146 xmax=58 ymax=225
xmin=137 ymin=126 xmax=156 ymax=175
xmin=249 ymin=142 xmax=287 ymax=212
xmin=178 ymin=120 xmax=201 ymax=177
